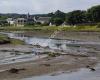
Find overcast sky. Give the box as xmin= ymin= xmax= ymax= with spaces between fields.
xmin=0 ymin=0 xmax=100 ymax=14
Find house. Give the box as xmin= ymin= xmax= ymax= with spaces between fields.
xmin=15 ymin=18 xmax=27 ymax=26
xmin=6 ymin=18 xmax=15 ymax=25
xmin=34 ymin=17 xmax=51 ymax=24
xmin=6 ymin=13 xmax=34 ymax=26
xmin=26 ymin=18 xmax=34 ymax=25
xmin=6 ymin=14 xmax=51 ymax=26
xmin=6 ymin=18 xmax=27 ymax=26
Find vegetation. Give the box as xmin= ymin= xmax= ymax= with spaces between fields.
xmin=53 ymin=18 xmax=64 ymax=26
xmin=87 ymin=5 xmax=100 ymax=23
xmin=48 ymin=52 xmax=60 ymax=57
xmin=97 ymin=23 xmax=100 ymax=28
xmin=10 ymin=39 xmax=25 ymax=45
xmin=0 ymin=34 xmax=25 ymax=45
xmin=0 ymin=5 xmax=100 ymax=31
xmin=50 ymin=10 xmax=66 ymax=26
xmin=0 ymin=34 xmax=10 ymax=44
xmin=66 ymin=5 xmax=100 ymax=25
xmin=66 ymin=10 xmax=87 ymax=25
xmin=0 ymin=25 xmax=100 ymax=31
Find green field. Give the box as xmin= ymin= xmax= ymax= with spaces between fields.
xmin=0 ymin=25 xmax=100 ymax=32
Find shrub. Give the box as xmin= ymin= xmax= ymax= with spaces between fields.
xmin=97 ymin=23 xmax=100 ymax=28
xmin=48 ymin=52 xmax=60 ymax=57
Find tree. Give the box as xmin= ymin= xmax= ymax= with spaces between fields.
xmin=53 ymin=18 xmax=64 ymax=26
xmin=54 ymin=10 xmax=66 ymax=20
xmin=0 ymin=20 xmax=8 ymax=26
xmin=87 ymin=5 xmax=100 ymax=23
xmin=50 ymin=10 xmax=66 ymax=26
xmin=47 ymin=12 xmax=54 ymax=17
xmin=66 ymin=10 xmax=87 ymax=25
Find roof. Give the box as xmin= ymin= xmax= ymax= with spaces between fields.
xmin=6 ymin=18 xmax=13 ymax=21
xmin=18 ymin=18 xmax=26 ymax=20
xmin=36 ymin=17 xmax=51 ymax=22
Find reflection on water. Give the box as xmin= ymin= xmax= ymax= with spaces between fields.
xmin=0 ymin=32 xmax=100 ymax=65
xmin=0 ymin=32 xmax=100 ymax=80
xmin=1 ymin=32 xmax=100 ymax=53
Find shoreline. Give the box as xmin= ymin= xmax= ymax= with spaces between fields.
xmin=0 ymin=31 xmax=100 ymax=80
xmin=1 ymin=30 xmax=100 ymax=41
xmin=0 ymin=54 xmax=97 ymax=80
xmin=0 ymin=44 xmax=98 ymax=79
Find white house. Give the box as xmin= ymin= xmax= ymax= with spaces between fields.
xmin=6 ymin=18 xmax=15 ymax=25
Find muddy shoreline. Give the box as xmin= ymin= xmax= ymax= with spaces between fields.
xmin=0 ymin=31 xmax=100 ymax=80
xmin=13 ymin=31 xmax=100 ymax=42
xmin=0 ymin=54 xmax=98 ymax=80
xmin=0 ymin=44 xmax=99 ymax=80
xmin=1 ymin=31 xmax=100 ymax=41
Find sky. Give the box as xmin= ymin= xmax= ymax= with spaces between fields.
xmin=0 ymin=0 xmax=100 ymax=14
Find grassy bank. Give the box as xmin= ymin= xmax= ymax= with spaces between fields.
xmin=0 ymin=25 xmax=100 ymax=32
xmin=0 ymin=34 xmax=10 ymax=44
xmin=0 ymin=34 xmax=25 ymax=45
xmin=10 ymin=39 xmax=25 ymax=45
xmin=34 ymin=25 xmax=100 ymax=31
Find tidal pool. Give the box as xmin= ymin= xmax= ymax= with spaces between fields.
xmin=21 ymin=65 xmax=100 ymax=80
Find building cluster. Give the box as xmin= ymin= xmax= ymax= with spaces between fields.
xmin=6 ymin=13 xmax=52 ymax=26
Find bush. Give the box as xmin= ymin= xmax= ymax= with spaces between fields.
xmin=53 ymin=18 xmax=64 ymax=26
xmin=97 ymin=23 xmax=100 ymax=28
xmin=41 ymin=23 xmax=49 ymax=26
xmin=0 ymin=34 xmax=10 ymax=44
xmin=48 ymin=53 xmax=60 ymax=57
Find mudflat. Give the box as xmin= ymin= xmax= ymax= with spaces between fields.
xmin=0 ymin=31 xmax=100 ymax=80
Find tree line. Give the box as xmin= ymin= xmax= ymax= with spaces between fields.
xmin=0 ymin=5 xmax=100 ymax=26
xmin=49 ymin=5 xmax=100 ymax=26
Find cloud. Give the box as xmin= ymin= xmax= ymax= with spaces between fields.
xmin=0 ymin=0 xmax=100 ymax=14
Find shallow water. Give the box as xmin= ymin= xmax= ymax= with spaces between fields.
xmin=1 ymin=32 xmax=100 ymax=49
xmin=21 ymin=64 xmax=100 ymax=80
xmin=22 ymin=63 xmax=100 ymax=80
xmin=0 ymin=32 xmax=100 ymax=80
xmin=0 ymin=52 xmax=47 ymax=65
xmin=0 ymin=32 xmax=100 ymax=65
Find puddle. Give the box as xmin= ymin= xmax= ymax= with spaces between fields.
xmin=21 ymin=65 xmax=100 ymax=80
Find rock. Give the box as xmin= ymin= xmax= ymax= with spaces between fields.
xmin=86 ymin=65 xmax=90 ymax=68
xmin=90 ymin=68 xmax=96 ymax=71
xmin=8 ymin=68 xmax=26 ymax=73
xmin=9 ymin=68 xmax=19 ymax=73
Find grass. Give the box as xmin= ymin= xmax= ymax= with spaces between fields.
xmin=0 ymin=34 xmax=10 ymax=43
xmin=48 ymin=52 xmax=60 ymax=57
xmin=0 ymin=26 xmax=34 ymax=31
xmin=33 ymin=25 xmax=100 ymax=31
xmin=10 ymin=39 xmax=25 ymax=45
xmin=0 ymin=25 xmax=100 ymax=32
xmin=0 ymin=34 xmax=25 ymax=45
